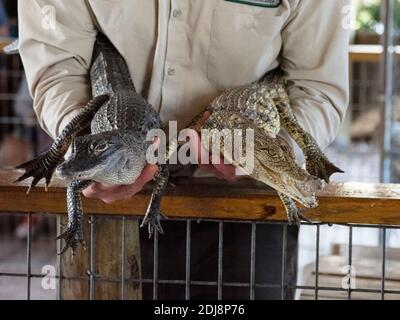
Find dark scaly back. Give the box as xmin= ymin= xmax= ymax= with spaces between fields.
xmin=90 ymin=33 xmax=162 ymax=134
xmin=259 ymin=67 xmax=286 ymax=88
xmin=90 ymin=33 xmax=135 ymax=95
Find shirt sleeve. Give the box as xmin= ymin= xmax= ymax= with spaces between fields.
xmin=18 ymin=0 xmax=96 ymax=138
xmin=279 ymin=0 xmax=350 ymax=162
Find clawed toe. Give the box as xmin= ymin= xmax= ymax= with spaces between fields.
xmin=15 ymin=152 xmax=63 ymax=193
xmin=140 ymin=210 xmax=165 ymax=238
xmin=296 ymin=209 xmax=313 ymax=224
xmin=56 ymin=227 xmax=85 ymax=255
xmin=306 ymin=153 xmax=344 ymax=184
xmin=287 ymin=208 xmax=313 ymax=226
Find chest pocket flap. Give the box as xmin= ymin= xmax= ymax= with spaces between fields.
xmin=207 ymin=6 xmax=286 ymax=89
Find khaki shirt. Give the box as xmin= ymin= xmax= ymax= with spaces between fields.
xmin=18 ymin=0 xmax=349 ymax=159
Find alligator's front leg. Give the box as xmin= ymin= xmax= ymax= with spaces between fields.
xmin=140 ymin=164 xmax=169 ymax=237
xmin=56 ymin=179 xmax=94 ymax=255
xmin=275 ymin=99 xmax=343 ymax=183
xmin=15 ymin=95 xmax=109 ymax=192
xmin=278 ymin=192 xmax=312 ymax=226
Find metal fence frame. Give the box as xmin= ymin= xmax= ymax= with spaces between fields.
xmin=1 ymin=212 xmax=400 ymax=300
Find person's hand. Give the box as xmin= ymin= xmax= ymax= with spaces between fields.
xmin=188 ymin=111 xmax=247 ymax=182
xmin=83 ymin=111 xmax=246 ymax=204
xmin=83 ymin=164 xmax=158 ymax=204
xmin=83 ymin=135 xmax=163 ymax=204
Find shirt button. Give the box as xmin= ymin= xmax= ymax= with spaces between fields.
xmin=168 ymin=67 xmax=175 ymax=76
xmin=173 ymin=9 xmax=182 ymax=18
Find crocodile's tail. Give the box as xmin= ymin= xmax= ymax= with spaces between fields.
xmin=259 ymin=67 xmax=285 ymax=88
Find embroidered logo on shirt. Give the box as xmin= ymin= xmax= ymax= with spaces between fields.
xmin=225 ymin=0 xmax=281 ymax=8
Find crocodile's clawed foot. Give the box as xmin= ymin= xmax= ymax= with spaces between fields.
xmin=306 ymin=153 xmax=344 ymax=184
xmin=15 ymin=152 xmax=63 ymax=193
xmin=287 ymin=207 xmax=313 ymax=226
xmin=56 ymin=226 xmax=85 ymax=256
xmin=140 ymin=210 xmax=167 ymax=238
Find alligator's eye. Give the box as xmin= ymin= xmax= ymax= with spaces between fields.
xmin=71 ymin=141 xmax=77 ymax=155
xmin=90 ymin=141 xmax=108 ymax=154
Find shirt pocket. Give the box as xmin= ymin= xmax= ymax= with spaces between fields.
xmin=207 ymin=8 xmax=286 ymax=89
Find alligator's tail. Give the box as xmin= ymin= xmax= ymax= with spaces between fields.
xmin=91 ymin=32 xmax=137 ymax=93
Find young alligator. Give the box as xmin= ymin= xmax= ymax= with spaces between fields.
xmin=190 ymin=68 xmax=343 ymax=224
xmin=15 ymin=34 xmax=168 ymax=254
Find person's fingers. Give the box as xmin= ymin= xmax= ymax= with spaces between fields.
xmin=134 ymin=164 xmax=159 ymax=189
xmin=186 ymin=127 xmax=214 ymax=166
xmin=210 ymin=154 xmax=233 ymax=174
xmin=235 ymin=166 xmax=249 ymax=177
xmin=208 ymin=153 xmax=240 ymax=182
xmin=82 ymin=182 xmax=117 ymax=198
xmin=100 ymin=184 xmax=143 ymax=204
xmin=198 ymin=164 xmax=228 ymax=180
xmin=191 ymin=125 xmax=239 ymax=181
xmin=82 ymin=185 xmax=97 ymax=198
xmin=185 ymin=113 xmax=244 ymax=183
xmin=82 ymin=164 xmax=159 ymax=202
xmin=200 ymin=111 xmax=211 ymax=125
xmin=182 ymin=128 xmax=205 ymax=165
xmin=186 ymin=111 xmax=212 ymax=164
xmin=215 ymin=168 xmax=240 ymax=182
xmin=199 ymin=162 xmax=240 ymax=182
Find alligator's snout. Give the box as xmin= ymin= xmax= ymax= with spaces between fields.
xmin=56 ymin=162 xmax=75 ymax=179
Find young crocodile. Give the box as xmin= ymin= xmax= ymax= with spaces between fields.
xmin=190 ymin=69 xmax=343 ymax=224
xmin=15 ymin=34 xmax=168 ymax=254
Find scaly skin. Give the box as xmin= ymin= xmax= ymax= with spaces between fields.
xmin=260 ymin=69 xmax=344 ymax=183
xmin=56 ymin=179 xmax=93 ymax=254
xmin=140 ymin=164 xmax=169 ymax=236
xmin=190 ymin=68 xmax=342 ymax=224
xmin=278 ymin=192 xmax=312 ymax=226
xmin=16 ymin=34 xmax=168 ymax=255
xmin=193 ymin=112 xmax=322 ymax=219
xmin=15 ymin=95 xmax=109 ymax=191
xmin=275 ymin=99 xmax=344 ymax=183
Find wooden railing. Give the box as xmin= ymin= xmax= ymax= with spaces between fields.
xmin=349 ymin=44 xmax=400 ymax=63
xmin=1 ymin=169 xmax=400 ymax=226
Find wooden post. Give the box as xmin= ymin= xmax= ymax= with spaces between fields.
xmin=58 ymin=216 xmax=142 ymax=300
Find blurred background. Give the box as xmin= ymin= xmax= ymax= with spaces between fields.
xmin=1 ymin=0 xmax=400 ymax=300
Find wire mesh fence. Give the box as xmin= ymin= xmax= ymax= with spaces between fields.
xmin=1 ymin=212 xmax=400 ymax=300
